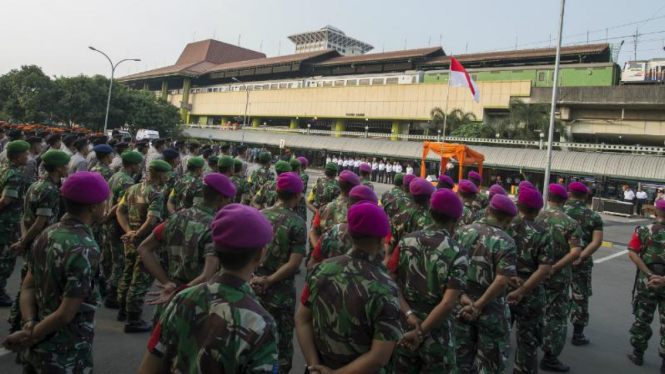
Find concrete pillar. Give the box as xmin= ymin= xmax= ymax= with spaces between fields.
xmin=252 ymin=117 xmax=261 ymax=127
xmin=333 ymin=119 xmax=345 ymax=138
xmin=180 ymin=78 xmax=191 ymax=123
xmin=289 ymin=118 xmax=299 ymax=130
xmin=161 ymin=80 xmax=168 ymax=100
xmin=391 ymin=120 xmax=402 ymax=141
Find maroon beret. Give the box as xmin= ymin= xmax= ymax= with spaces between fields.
xmin=518 ymin=186 xmax=544 ymax=210
xmin=568 ymin=182 xmax=589 ymax=195
xmin=347 ymin=201 xmax=390 ymax=238
xmin=410 ymin=177 xmax=436 ymax=196
xmin=349 ymin=185 xmax=378 ymax=205
xmin=204 ymin=173 xmax=236 ymax=198
xmin=430 ymin=189 xmax=463 ymax=219
xmin=276 ymin=172 xmax=304 ymax=194
xmin=549 ymin=183 xmax=569 ymax=200
xmin=438 ymin=175 xmax=455 ymax=189
xmin=339 ymin=170 xmax=360 ymax=186
xmin=519 ymin=181 xmax=534 ymax=190
xmin=490 ymin=194 xmax=518 ymax=216
xmin=489 ymin=185 xmax=507 ymax=199
xmin=61 ymin=171 xmax=109 ymax=204
xmin=359 ymin=163 xmax=372 ymax=173
xmin=403 ymin=174 xmax=416 ymax=187
xmin=468 ymin=171 xmax=482 ymax=183
xmin=212 ymin=204 xmax=273 ymax=252
xmin=296 ymin=156 xmax=308 ymax=166
xmin=657 ymin=200 xmax=665 ymax=211
xmin=457 ymin=180 xmax=479 ymax=195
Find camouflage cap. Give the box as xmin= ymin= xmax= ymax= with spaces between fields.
xmin=121 ymin=151 xmax=143 ymax=165
xmin=149 ymin=160 xmax=172 ymax=172
xmin=40 ymin=150 xmax=71 ymax=167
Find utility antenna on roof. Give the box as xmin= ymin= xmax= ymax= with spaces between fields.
xmin=260 ymin=40 xmax=263 ymax=51
xmin=428 ymin=36 xmax=431 ymax=46
xmin=465 ymin=42 xmax=469 ymax=53
xmin=439 ymin=34 xmax=442 ymax=47
xmin=404 ymin=39 xmax=407 ymax=50
xmin=238 ymin=34 xmax=241 ymax=46
xmin=278 ymin=41 xmax=281 ymax=56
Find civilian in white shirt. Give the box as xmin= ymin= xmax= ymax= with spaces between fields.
xmin=386 ymin=161 xmax=394 ymax=185
xmin=326 ymin=156 xmax=332 ymax=164
xmin=378 ymin=161 xmax=386 ymax=183
xmin=624 ymin=186 xmax=636 ymax=214
xmin=371 ymin=158 xmax=379 ymax=182
xmin=332 ymin=156 xmax=338 ymax=164
xmin=337 ymin=156 xmax=344 ymax=171
xmin=395 ymin=162 xmax=403 ymax=175
xmin=636 ymin=187 xmax=648 ymax=216
xmin=342 ymin=157 xmax=349 ymax=171
xmin=406 ymin=165 xmax=414 ymax=175
xmin=353 ymin=159 xmax=361 ymax=174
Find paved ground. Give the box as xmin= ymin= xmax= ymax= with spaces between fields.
xmin=0 ymin=167 xmax=661 ymax=373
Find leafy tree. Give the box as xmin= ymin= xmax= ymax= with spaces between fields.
xmin=502 ymin=99 xmax=563 ymax=140
xmin=0 ymin=65 xmax=57 ymax=123
xmin=450 ymin=122 xmax=495 ymax=138
xmin=446 ymin=109 xmax=477 ymax=135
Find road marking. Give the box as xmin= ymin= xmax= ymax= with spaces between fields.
xmin=601 ymin=241 xmax=613 ymax=248
xmin=594 ymin=249 xmax=628 ymax=264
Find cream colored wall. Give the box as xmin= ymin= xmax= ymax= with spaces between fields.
xmin=571 ymin=119 xmax=665 ymax=136
xmin=183 ymin=81 xmax=531 ymax=121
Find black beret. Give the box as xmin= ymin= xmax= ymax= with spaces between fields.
xmin=162 ymin=148 xmax=180 ymax=160
xmin=26 ymin=136 xmax=43 ymax=144
xmin=47 ymin=134 xmax=62 ymax=145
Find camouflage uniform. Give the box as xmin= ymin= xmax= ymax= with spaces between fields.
xmin=564 ymin=198 xmax=604 ymax=327
xmin=253 ymin=180 xmax=278 ymax=210
xmin=0 ymin=163 xmax=23 ymax=295
xmin=458 ymin=201 xmax=477 ymax=227
xmin=90 ymin=162 xmax=113 ymax=181
xmin=309 ymin=177 xmax=340 ymax=215
xmin=150 ymin=272 xmax=278 ymax=373
xmin=257 ymin=204 xmax=306 ymax=373
xmin=472 ymin=191 xmax=489 ymax=212
xmin=381 ymin=186 xmax=406 ymax=218
xmin=296 ymin=171 xmax=309 ymax=221
xmin=68 ymin=153 xmax=88 ymax=175
xmin=360 ymin=179 xmax=374 ymax=191
xmin=170 ymin=173 xmax=202 ymax=211
xmin=629 ymin=221 xmax=665 ymax=357
xmin=231 ymin=175 xmax=250 ymax=205
xmin=103 ymin=170 xmax=134 ymax=291
xmin=390 ymin=227 xmax=468 ymax=373
xmin=453 ymin=217 xmax=517 ymax=374
xmin=535 ymin=207 xmax=582 ymax=359
xmin=248 ymin=166 xmax=275 ymax=201
xmin=318 ymin=196 xmax=349 ymax=235
xmin=303 ymin=250 xmax=403 ymax=372
xmin=507 ymin=216 xmax=554 ymax=374
xmin=117 ymin=181 xmax=164 ymax=314
xmin=24 ymin=214 xmax=101 ymax=373
xmin=391 ymin=203 xmax=434 ymax=247
xmin=313 ymin=223 xmax=353 ymax=262
xmin=89 ymin=163 xmax=113 ymax=263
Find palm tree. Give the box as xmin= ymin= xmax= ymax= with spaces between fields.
xmin=446 ymin=109 xmax=477 ymax=135
xmin=422 ymin=107 xmax=446 ymax=136
xmin=507 ymin=99 xmax=563 ymax=140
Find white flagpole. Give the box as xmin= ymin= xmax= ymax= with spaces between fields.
xmin=440 ymin=57 xmax=452 ymax=177
xmin=542 ymin=0 xmax=566 ymax=204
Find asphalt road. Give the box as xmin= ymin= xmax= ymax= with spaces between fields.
xmin=0 ymin=167 xmax=660 ymax=373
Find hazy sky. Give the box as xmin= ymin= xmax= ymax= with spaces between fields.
xmin=2 ymin=0 xmax=664 ymax=78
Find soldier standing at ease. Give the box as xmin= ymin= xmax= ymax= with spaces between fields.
xmin=231 ymin=159 xmax=250 ymax=205
xmin=296 ymin=201 xmax=402 ymax=373
xmin=293 ymin=157 xmax=309 ymax=222
xmin=167 ymin=157 xmax=204 ymax=214
xmin=381 ymin=173 xmax=405 ymax=214
xmin=536 ymin=184 xmax=583 ymax=372
xmin=627 ymin=200 xmax=665 ymax=369
xmin=1 ymin=172 xmax=109 ymax=373
xmin=388 ymin=188 xmax=468 ymax=373
xmin=306 ymin=162 xmax=340 ymax=217
xmin=309 ymin=170 xmax=360 ymax=246
xmin=248 ymin=152 xmax=275 ymax=201
xmin=116 ymin=160 xmax=171 ymax=333
xmin=0 ymin=140 xmax=30 ymax=306
xmin=469 ymin=170 xmax=489 ymax=211
xmin=90 ymin=144 xmax=115 ymax=181
xmin=437 ymin=174 xmax=455 ymax=190
xmin=507 ymin=187 xmax=554 ymax=374
xmin=137 ymin=204 xmax=278 ymax=373
xmin=216 ymin=156 xmax=235 ymax=179
xmin=359 ymin=163 xmax=374 ymax=190
xmin=457 ymin=180 xmax=479 ymax=227
xmin=564 ymin=182 xmax=604 ymax=346
xmin=391 ymin=178 xmax=436 ymax=248
xmin=252 ymin=161 xmax=292 ymax=210
xmin=252 ymin=173 xmax=306 ymax=373
xmin=453 ymin=195 xmax=518 ymax=374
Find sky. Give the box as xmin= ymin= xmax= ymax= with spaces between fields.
xmin=2 ymin=0 xmax=664 ymax=78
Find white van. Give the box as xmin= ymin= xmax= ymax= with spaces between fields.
xmin=136 ymin=129 xmax=160 ymax=142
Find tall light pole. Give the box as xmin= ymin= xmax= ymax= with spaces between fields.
xmin=89 ymin=46 xmax=140 ymax=134
xmin=542 ymin=0 xmax=566 ymax=204
xmin=232 ymin=77 xmax=250 ymax=144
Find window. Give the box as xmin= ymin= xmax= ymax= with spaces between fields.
xmin=359 ymin=79 xmax=371 ymax=85
xmin=538 ymin=72 xmax=545 ymax=81
xmin=271 ymin=84 xmax=278 ymax=89
xmin=323 ymin=81 xmax=333 ymax=87
xmin=347 ymin=79 xmax=358 ymax=86
xmin=386 ymin=77 xmax=399 ymax=84
xmin=372 ymin=78 xmax=384 ymax=85
xmin=279 ymin=83 xmax=288 ymax=89
xmin=335 ymin=80 xmax=345 ymax=86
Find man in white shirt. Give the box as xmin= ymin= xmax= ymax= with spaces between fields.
xmin=371 ymin=158 xmax=379 ymax=182
xmin=624 ymin=186 xmax=636 ymax=214
xmin=326 ymin=156 xmax=332 ymax=164
xmin=342 ymin=157 xmax=348 ymax=172
xmin=386 ymin=161 xmax=393 ymax=185
xmin=406 ymin=164 xmax=414 ymax=175
xmin=395 ymin=162 xmax=403 ymax=175
xmin=332 ymin=156 xmax=338 ymax=165
xmin=378 ymin=160 xmax=386 ymax=183
xmin=353 ymin=158 xmax=361 ymax=174
xmin=636 ymin=187 xmax=648 ymax=216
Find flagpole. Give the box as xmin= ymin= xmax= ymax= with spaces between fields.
xmin=440 ymin=56 xmax=452 ymax=177
xmin=542 ymin=0 xmax=566 ymax=204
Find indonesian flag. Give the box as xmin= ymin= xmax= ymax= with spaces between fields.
xmin=449 ymin=57 xmax=480 ymax=103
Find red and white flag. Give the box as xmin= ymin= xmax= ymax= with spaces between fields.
xmin=449 ymin=57 xmax=480 ymax=103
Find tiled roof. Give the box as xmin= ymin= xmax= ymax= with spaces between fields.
xmin=204 ymin=50 xmax=339 ymax=73
xmin=312 ymin=47 xmax=444 ymax=66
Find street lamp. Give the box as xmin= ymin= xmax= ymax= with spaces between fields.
xmin=539 ymin=132 xmax=545 ymax=150
xmin=307 ymin=123 xmax=311 ymax=135
xmin=365 ymin=125 xmax=369 ymax=138
xmin=89 ymin=46 xmax=140 ymax=134
xmin=437 ymin=129 xmax=442 ymax=142
xmin=232 ymin=77 xmax=250 ymax=144
xmin=495 ymin=133 xmax=500 ymax=139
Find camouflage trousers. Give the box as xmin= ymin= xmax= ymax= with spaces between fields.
xmin=117 ymin=241 xmax=154 ymax=314
xmin=510 ymin=285 xmax=546 ymax=374
xmin=570 ymin=260 xmax=593 ymax=327
xmin=24 ymin=344 xmax=93 ymax=374
xmin=8 ymin=258 xmax=29 ymax=331
xmin=542 ymin=282 xmax=571 ymax=357
xmin=454 ymin=308 xmax=510 ymax=374
xmin=629 ymin=278 xmax=665 ymax=356
xmin=0 ymin=243 xmax=17 ymax=294
xmin=393 ymin=318 xmax=455 ymax=373
xmin=296 ymin=198 xmax=307 ymax=222
xmin=255 ymin=278 xmax=296 ymax=374
xmin=101 ymin=221 xmax=125 ymax=290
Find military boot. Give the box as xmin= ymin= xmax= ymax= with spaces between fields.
xmin=104 ymin=287 xmax=120 ymax=309
xmin=540 ymin=353 xmax=570 ymax=372
xmin=571 ymin=324 xmax=590 ymax=346
xmin=116 ymin=296 xmax=127 ymax=321
xmin=124 ymin=312 xmax=153 ymax=333
xmin=627 ymin=350 xmax=643 ymax=366
xmin=0 ymin=292 xmax=12 ymax=307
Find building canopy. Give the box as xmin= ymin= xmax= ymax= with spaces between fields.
xmin=420 ymin=142 xmax=485 ymax=181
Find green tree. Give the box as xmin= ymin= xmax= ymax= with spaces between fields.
xmin=445 ymin=109 xmax=477 ymax=135
xmin=504 ymin=99 xmax=563 ymax=140
xmin=450 ymin=122 xmax=495 ymax=138
xmin=0 ymin=65 xmax=57 ymax=123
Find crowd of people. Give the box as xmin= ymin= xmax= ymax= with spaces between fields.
xmin=0 ymin=127 xmax=664 ymax=374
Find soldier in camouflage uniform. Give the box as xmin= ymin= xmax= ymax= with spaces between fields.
xmin=248 ymin=152 xmax=274 ymax=201
xmin=2 ymin=172 xmax=108 ymax=373
xmin=437 ymin=174 xmax=455 ymax=190
xmin=89 ymin=144 xmax=114 ymax=180
xmin=252 ymin=173 xmax=306 ymax=373
xmin=68 ymin=138 xmax=90 ymax=175
xmin=309 ymin=170 xmax=359 ymax=246
xmin=216 ymin=155 xmax=235 ymax=180
xmin=8 ymin=150 xmax=70 ymax=330
xmin=535 ymin=184 xmax=583 ymax=372
xmin=469 ymin=170 xmax=489 ymax=212
xmin=564 ymin=182 xmax=604 ymax=346
xmin=252 ymin=161 xmax=292 ymax=210
xmin=296 ymin=202 xmax=402 ymax=373
xmin=457 ymin=180 xmax=480 ymax=227
xmin=167 ymin=157 xmax=203 ymax=214
xmin=381 ymin=173 xmax=405 ymax=214
xmin=116 ymin=160 xmax=171 ymax=333
xmin=391 ymin=178 xmax=436 ymax=249
xmin=359 ymin=163 xmax=374 ymax=190
xmin=102 ymin=151 xmax=143 ymax=309
xmin=507 ymin=187 xmax=554 ymax=374
xmin=305 ymin=162 xmax=340 ymax=218
xmin=205 ymin=155 xmax=219 ymax=175
xmin=231 ymin=159 xmax=250 ymax=205
xmin=292 ymin=157 xmax=309 ymax=222
xmin=139 ymin=203 xmax=278 ymax=373
xmin=160 ymin=148 xmax=181 ymax=210
xmin=627 ymin=200 xmax=665 ymax=369
xmin=388 ymin=188 xmax=468 ymax=374
xmin=0 ymin=140 xmax=30 ymax=306
xmin=453 ymin=195 xmax=518 ymax=374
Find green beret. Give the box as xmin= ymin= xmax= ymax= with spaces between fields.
xmin=218 ymin=156 xmax=234 ymax=169
xmin=275 ymin=161 xmax=292 ymax=174
xmin=6 ymin=140 xmax=30 ymax=153
xmin=121 ymin=151 xmax=143 ymax=165
xmin=149 ymin=160 xmax=172 ymax=172
xmin=289 ymin=158 xmax=301 ymax=170
xmin=394 ymin=173 xmax=404 ymax=186
xmin=233 ymin=159 xmax=243 ymax=166
xmin=259 ymin=152 xmax=271 ymax=163
xmin=187 ymin=157 xmax=204 ymax=168
xmin=40 ymin=150 xmax=70 ymax=167
xmin=208 ymin=156 xmax=219 ymax=164
xmin=325 ymin=162 xmax=338 ymax=172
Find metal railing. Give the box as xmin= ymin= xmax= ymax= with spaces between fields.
xmin=185 ymin=124 xmax=665 ymax=154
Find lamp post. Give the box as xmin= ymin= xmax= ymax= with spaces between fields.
xmin=365 ymin=125 xmax=369 ymax=138
xmin=232 ymin=77 xmax=250 ymax=144
xmin=307 ymin=123 xmax=311 ymax=135
xmin=539 ymin=132 xmax=545 ymax=150
xmin=437 ymin=129 xmax=442 ymax=142
xmin=88 ymin=46 xmax=140 ymax=134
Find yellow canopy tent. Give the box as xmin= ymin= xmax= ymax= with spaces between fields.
xmin=420 ymin=142 xmax=485 ymax=182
